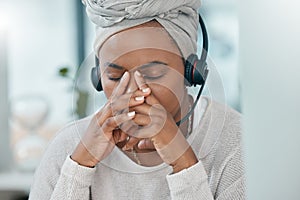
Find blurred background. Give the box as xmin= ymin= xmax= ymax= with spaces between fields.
xmin=1 ymin=0 xmax=299 ymax=199
xmin=0 ymin=0 xmax=239 ymax=199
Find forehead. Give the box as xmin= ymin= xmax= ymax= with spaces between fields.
xmin=99 ymin=26 xmax=182 ymax=62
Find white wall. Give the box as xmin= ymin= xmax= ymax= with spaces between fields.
xmin=239 ymin=1 xmax=300 ymax=199
xmin=1 ymin=0 xmax=77 ymax=126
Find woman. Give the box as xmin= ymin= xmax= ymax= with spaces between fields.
xmin=29 ymin=0 xmax=245 ymax=199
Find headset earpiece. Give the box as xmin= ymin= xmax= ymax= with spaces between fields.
xmin=184 ymin=54 xmax=198 ymax=86
xmin=91 ymin=65 xmax=103 ymax=92
xmin=184 ymin=54 xmax=208 ymax=87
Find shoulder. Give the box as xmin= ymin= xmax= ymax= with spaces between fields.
xmin=206 ymin=96 xmax=241 ymax=139
xmin=211 ymin=98 xmax=242 ymax=145
xmin=195 ymin=96 xmax=242 ymax=159
xmin=204 ymin=96 xmax=241 ymax=124
xmin=43 ymin=115 xmax=93 ymax=160
xmin=205 ymin=98 xmax=243 ymax=169
xmin=200 ymin=98 xmax=245 ymax=198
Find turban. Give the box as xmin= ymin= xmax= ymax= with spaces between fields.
xmin=82 ymin=0 xmax=201 ymax=59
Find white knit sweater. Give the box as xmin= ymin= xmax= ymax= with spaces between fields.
xmin=29 ymin=97 xmax=245 ymax=200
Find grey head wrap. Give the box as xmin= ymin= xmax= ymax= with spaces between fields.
xmin=82 ymin=0 xmax=201 ymax=59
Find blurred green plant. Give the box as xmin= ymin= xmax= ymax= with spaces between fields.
xmin=58 ymin=67 xmax=70 ymax=78
xmin=58 ymin=66 xmax=88 ymax=119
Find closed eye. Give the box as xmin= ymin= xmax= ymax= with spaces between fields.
xmin=108 ymin=76 xmax=121 ymax=81
xmin=104 ymin=62 xmax=124 ymax=82
xmin=140 ymin=64 xmax=169 ymax=80
xmin=104 ymin=61 xmax=169 ymax=82
xmin=142 ymin=70 xmax=167 ymax=80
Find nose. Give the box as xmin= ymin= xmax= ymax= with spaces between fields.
xmin=125 ymin=71 xmax=138 ymax=93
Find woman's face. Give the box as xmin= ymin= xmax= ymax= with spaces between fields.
xmin=99 ymin=22 xmax=187 ymax=121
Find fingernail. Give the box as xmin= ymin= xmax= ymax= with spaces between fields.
xmin=121 ymin=71 xmax=129 ymax=80
xmin=127 ymin=111 xmax=135 ymax=117
xmin=135 ymin=70 xmax=141 ymax=76
xmin=137 ymin=141 xmax=143 ymax=149
xmin=142 ymin=88 xmax=150 ymax=93
xmin=135 ymin=96 xmax=144 ymax=101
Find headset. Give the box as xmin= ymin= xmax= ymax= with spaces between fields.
xmin=91 ymin=13 xmax=209 ymax=125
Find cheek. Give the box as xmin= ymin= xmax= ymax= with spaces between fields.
xmin=102 ymin=78 xmax=117 ymax=99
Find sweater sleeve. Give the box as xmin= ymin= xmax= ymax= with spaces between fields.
xmin=29 ymin=154 xmax=96 ymax=200
xmin=166 ymin=145 xmax=245 ymax=200
xmin=51 ymin=156 xmax=96 ymax=200
xmin=166 ymin=161 xmax=214 ymax=200
xmin=29 ymin=121 xmax=96 ymax=200
xmin=29 ymin=155 xmax=96 ymax=200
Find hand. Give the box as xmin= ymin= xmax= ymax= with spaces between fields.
xmin=71 ymin=72 xmax=151 ymax=167
xmin=123 ymin=71 xmax=198 ymax=172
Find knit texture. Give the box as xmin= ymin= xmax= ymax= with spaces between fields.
xmin=29 ymin=96 xmax=245 ymax=199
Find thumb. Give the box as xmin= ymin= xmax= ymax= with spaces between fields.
xmin=137 ymin=138 xmax=155 ymax=150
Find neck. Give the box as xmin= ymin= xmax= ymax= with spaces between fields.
xmin=174 ymin=94 xmax=191 ymax=121
xmin=173 ymin=94 xmax=194 ymax=137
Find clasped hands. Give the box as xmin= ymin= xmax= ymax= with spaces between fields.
xmin=71 ymin=71 xmax=198 ymax=173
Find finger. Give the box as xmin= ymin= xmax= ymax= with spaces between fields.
xmin=137 ymin=138 xmax=155 ymax=150
xmin=94 ymin=101 xmax=113 ymax=126
xmin=110 ymin=93 xmax=145 ymax=115
xmin=113 ymin=128 xmax=122 ymax=143
xmin=131 ymin=104 xmax=150 ymax=114
xmin=110 ymin=87 xmax=151 ymax=115
xmin=113 ymin=129 xmax=130 ymax=144
xmin=145 ymin=93 xmax=160 ymax=106
xmin=129 ymin=104 xmax=168 ymax=139
xmin=115 ymin=131 xmax=128 ymax=149
xmin=134 ymin=70 xmax=148 ymax=90
xmin=132 ymin=87 xmax=151 ymax=97
xmin=122 ymin=136 xmax=140 ymax=151
xmin=118 ymin=87 xmax=151 ymax=108
xmin=102 ymin=111 xmax=135 ymax=133
xmin=131 ymin=103 xmax=161 ymax=116
xmin=118 ymin=118 xmax=139 ymax=136
xmin=111 ymin=71 xmax=130 ymax=97
xmin=132 ymin=113 xmax=151 ymax=126
xmin=118 ymin=131 xmax=128 ymax=142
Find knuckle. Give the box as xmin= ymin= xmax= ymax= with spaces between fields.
xmin=133 ymin=90 xmax=142 ymax=96
xmin=95 ymin=109 xmax=103 ymax=119
xmin=109 ymin=101 xmax=120 ymax=114
xmin=119 ymin=122 xmax=131 ymax=132
xmin=93 ymin=115 xmax=103 ymax=127
xmin=105 ymin=117 xmax=115 ymax=127
xmin=109 ymin=100 xmax=116 ymax=109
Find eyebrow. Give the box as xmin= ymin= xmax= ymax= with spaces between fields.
xmin=104 ymin=61 xmax=168 ymax=70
